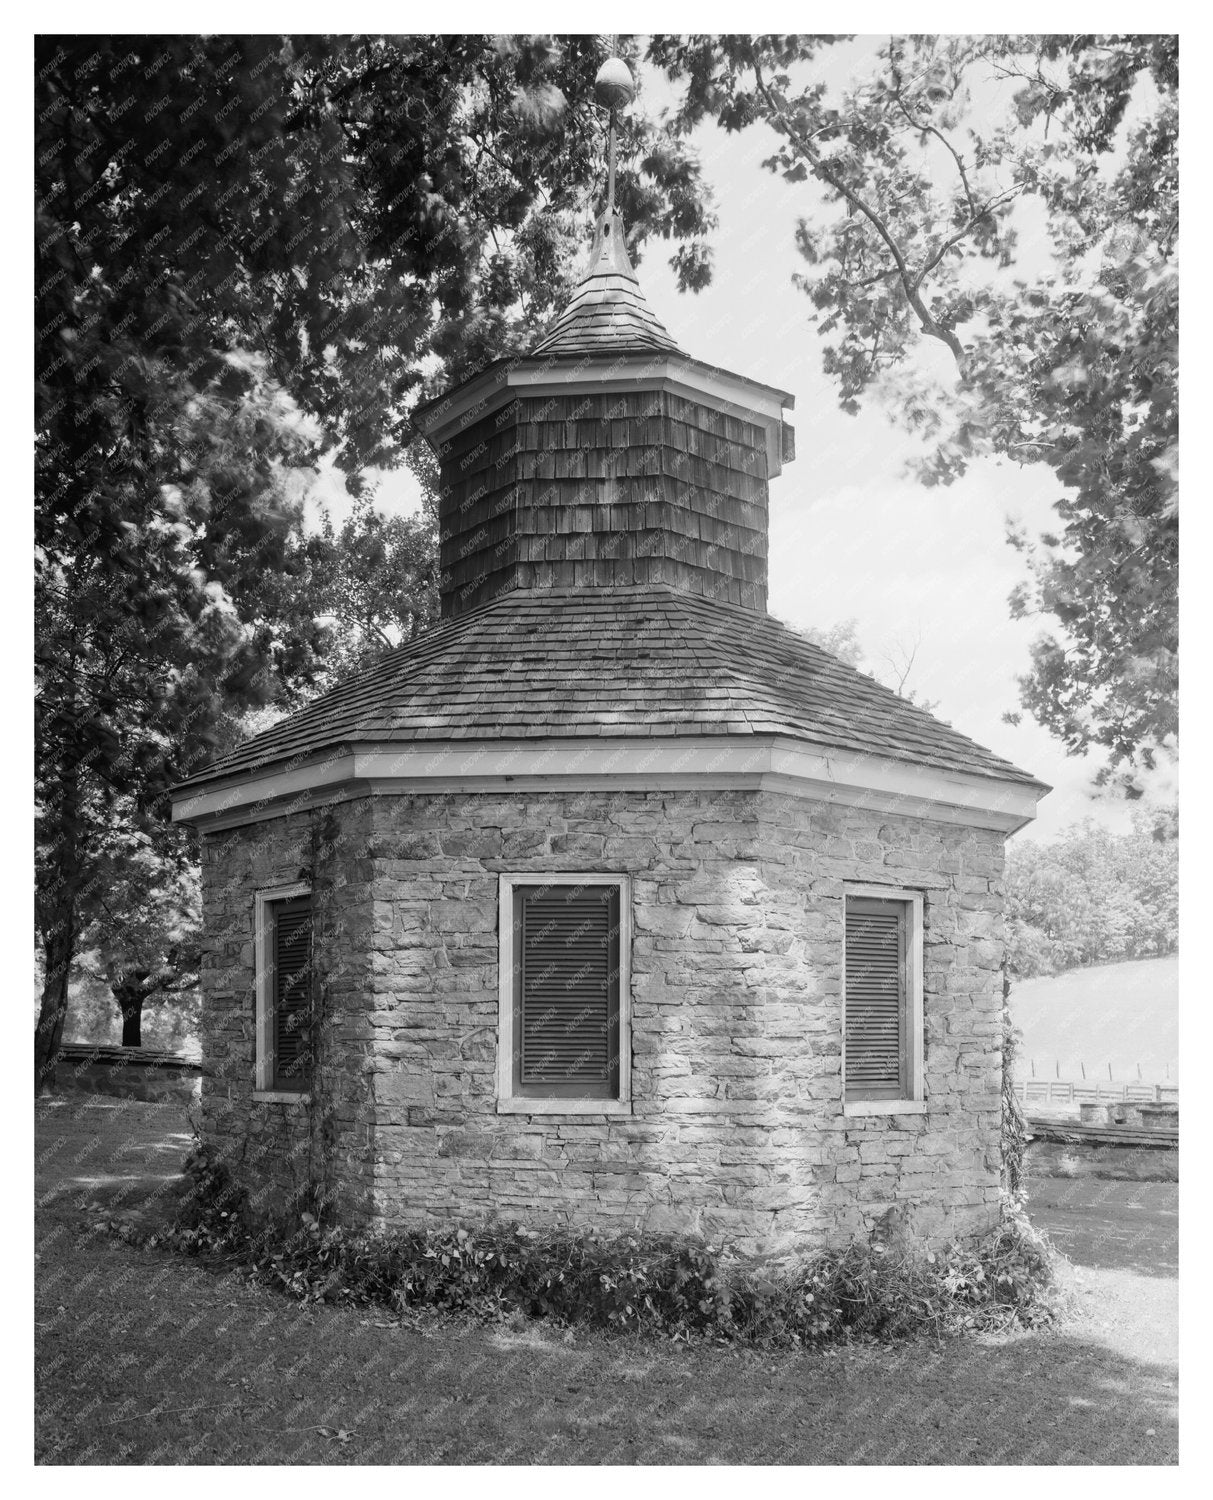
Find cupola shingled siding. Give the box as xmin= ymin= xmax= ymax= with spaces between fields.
xmin=438 ymin=390 xmax=770 ymax=617
xmin=420 ymin=198 xmax=787 ymax=621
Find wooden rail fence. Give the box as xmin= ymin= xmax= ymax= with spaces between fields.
xmin=1012 ymin=1080 xmax=1178 ymax=1106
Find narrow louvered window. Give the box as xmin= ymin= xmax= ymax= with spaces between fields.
xmin=254 ymin=883 xmax=312 ymax=1098
xmin=844 ymin=895 xmax=913 ymax=1103
xmin=271 ymin=897 xmax=312 ymax=1092
xmin=513 ymin=883 xmax=621 ymax=1099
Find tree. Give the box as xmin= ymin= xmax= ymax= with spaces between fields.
xmin=1004 ymin=806 xmax=1178 ymax=978
xmin=803 ymin=619 xmax=942 ymax=711
xmin=35 ymin=360 xmax=324 ymax=1088
xmin=310 ymin=443 xmax=441 ymax=691
xmin=874 ymin=628 xmax=940 ymax=714
xmin=803 ymin=617 xmax=864 ymax=668
xmin=78 ymin=845 xmax=200 ymax=1048
xmin=35 ymin=35 xmax=713 ymax=1089
xmin=650 ymin=34 xmax=1177 ymax=790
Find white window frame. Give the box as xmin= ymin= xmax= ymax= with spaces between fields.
xmin=497 ymin=872 xmax=632 ymax=1116
xmin=253 ymin=881 xmax=312 ymax=1103
xmin=841 ymin=884 xmax=926 ymax=1117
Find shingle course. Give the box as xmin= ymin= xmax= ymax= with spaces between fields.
xmin=531 ymin=211 xmax=681 ymax=358
xmin=179 ymin=586 xmax=1045 ymax=791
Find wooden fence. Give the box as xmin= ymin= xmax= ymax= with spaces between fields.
xmin=1012 ymin=1080 xmax=1178 ymax=1106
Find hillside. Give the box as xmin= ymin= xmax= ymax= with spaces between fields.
xmin=1009 ymin=955 xmax=1178 ymax=1083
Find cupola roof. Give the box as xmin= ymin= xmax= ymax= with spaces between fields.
xmin=531 ymin=210 xmax=681 ymax=358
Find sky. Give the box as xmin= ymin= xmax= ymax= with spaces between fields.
xmin=304 ymin=36 xmax=1177 ymax=844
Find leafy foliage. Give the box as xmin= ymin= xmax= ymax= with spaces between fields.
xmin=1001 ymin=976 xmax=1029 ymax=1200
xmin=34 ymin=348 xmax=319 ymax=1084
xmin=139 ymin=1143 xmax=1058 ymax=1347
xmin=37 ymin=35 xmax=712 ymax=494
xmin=76 ymin=845 xmax=200 ymax=1046
xmin=170 ymin=1140 xmax=255 ymax=1254
xmin=650 ymin=34 xmax=1177 ymax=787
xmin=35 ymin=35 xmax=713 ymax=1087
xmin=1005 ymin=804 xmax=1177 ymax=978
xmin=803 ymin=618 xmax=864 ymax=667
xmin=308 ymin=444 xmax=441 ymax=691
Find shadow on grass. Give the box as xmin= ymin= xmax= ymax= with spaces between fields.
xmin=806 ymin=1330 xmax=1177 ymax=1465
xmin=1028 ymin=1177 xmax=1178 ymax=1279
xmin=34 ymin=1244 xmax=1178 ymax=1464
xmin=35 ymin=1094 xmax=195 ymax=1229
xmin=34 ymin=1093 xmax=1178 ymax=1464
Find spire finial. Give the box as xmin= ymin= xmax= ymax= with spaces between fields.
xmin=594 ymin=56 xmax=634 ymax=217
xmin=531 ymin=51 xmax=679 ymax=359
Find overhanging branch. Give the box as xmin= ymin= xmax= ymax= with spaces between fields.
xmin=752 ymin=59 xmax=1024 ymax=371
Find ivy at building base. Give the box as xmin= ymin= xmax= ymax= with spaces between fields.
xmin=109 ymin=1141 xmax=1059 ymax=1349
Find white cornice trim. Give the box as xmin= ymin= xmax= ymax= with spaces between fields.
xmin=415 ymin=358 xmax=793 ymax=477
xmin=172 ymin=736 xmax=1045 ymax=836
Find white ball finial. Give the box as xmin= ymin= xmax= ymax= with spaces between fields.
xmin=595 ymin=57 xmax=635 ymax=112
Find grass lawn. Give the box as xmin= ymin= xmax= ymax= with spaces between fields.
xmin=35 ymin=1095 xmax=1178 ymax=1465
xmin=1010 ymin=954 xmax=1178 ymax=1082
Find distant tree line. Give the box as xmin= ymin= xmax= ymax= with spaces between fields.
xmin=1005 ymin=806 xmax=1177 ymax=978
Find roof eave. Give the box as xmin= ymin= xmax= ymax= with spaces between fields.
xmin=412 ymin=350 xmax=796 ymax=476
xmin=171 ymin=733 xmax=1047 ymax=836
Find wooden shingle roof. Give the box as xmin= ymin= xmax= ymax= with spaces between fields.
xmin=531 ymin=211 xmax=681 ymax=357
xmin=179 ymin=587 xmax=1045 ymax=791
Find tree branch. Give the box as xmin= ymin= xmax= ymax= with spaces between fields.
xmin=911 ymin=182 xmax=1025 ymax=294
xmin=888 ymin=71 xmax=978 ymax=219
xmin=840 ymin=266 xmax=902 ymax=291
xmin=751 ymin=60 xmax=969 ymax=367
xmin=866 ymin=317 xmax=885 ymax=379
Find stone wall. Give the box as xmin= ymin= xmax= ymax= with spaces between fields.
xmin=359 ymin=787 xmax=1007 ymax=1256
xmin=198 ymin=798 xmax=377 ymax=1221
xmin=199 ymin=785 xmax=1007 ymax=1254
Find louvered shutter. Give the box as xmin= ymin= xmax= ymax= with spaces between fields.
xmin=845 ymin=897 xmax=906 ymax=1101
xmin=272 ymin=898 xmax=312 ymax=1091
xmin=514 ymin=884 xmax=620 ymax=1099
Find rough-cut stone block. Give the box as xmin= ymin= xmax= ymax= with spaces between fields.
xmin=196 ymin=786 xmax=1008 ymax=1258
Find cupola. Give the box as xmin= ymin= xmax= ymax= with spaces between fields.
xmin=412 ymin=67 xmax=795 ymax=620
xmin=173 ymin=56 xmax=1044 ymax=841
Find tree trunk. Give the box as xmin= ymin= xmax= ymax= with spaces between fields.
xmin=116 ymin=984 xmax=145 ymax=1048
xmin=35 ymin=730 xmax=82 ymax=1093
xmin=35 ymin=906 xmax=76 ymax=1094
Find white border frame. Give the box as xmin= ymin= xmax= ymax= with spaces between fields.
xmin=497 ymin=872 xmax=633 ymax=1116
xmin=841 ymin=883 xmax=925 ymax=1118
xmin=253 ymin=881 xmax=311 ymax=1102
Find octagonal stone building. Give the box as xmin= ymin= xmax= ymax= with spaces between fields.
xmin=172 ymin=198 xmax=1047 ymax=1257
